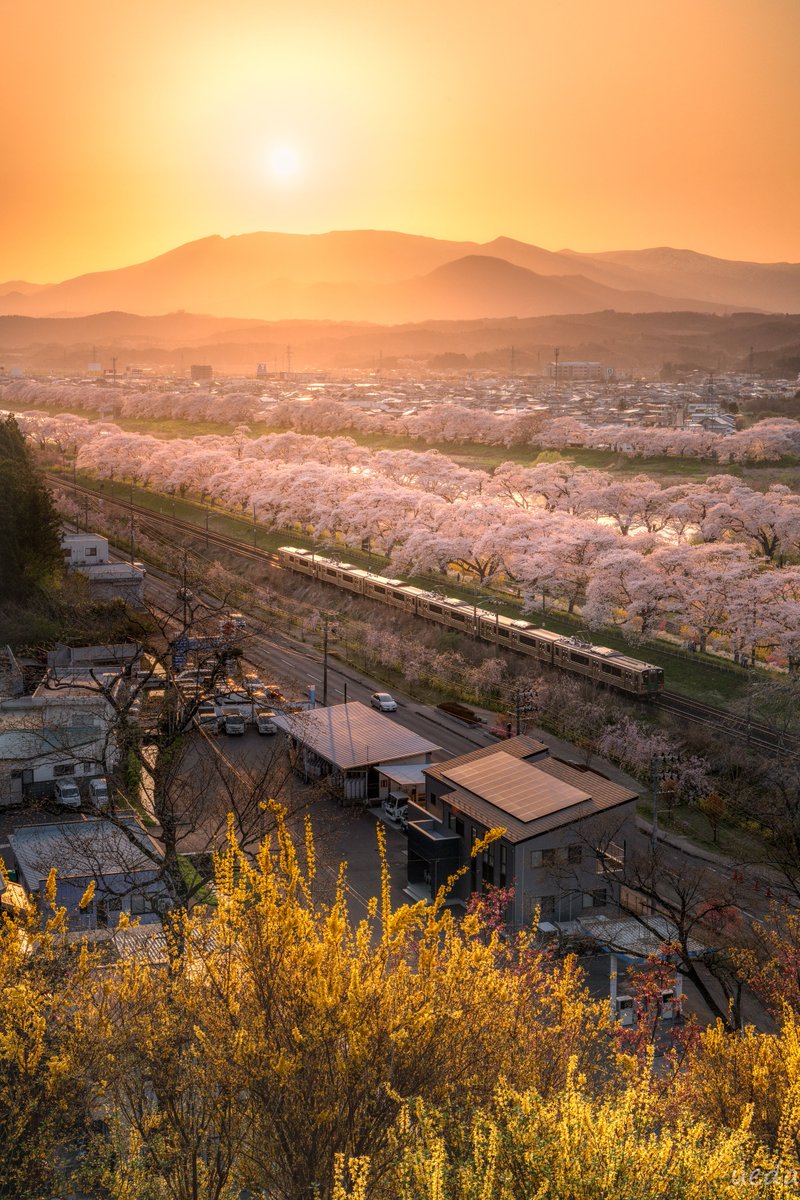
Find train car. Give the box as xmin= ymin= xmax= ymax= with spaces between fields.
xmin=279 ymin=546 xmax=317 ymax=576
xmin=475 ymin=609 xmax=532 ymax=648
xmin=277 ymin=547 xmax=664 ymax=697
xmin=362 ymin=574 xmax=408 ymax=608
xmin=416 ymin=594 xmax=474 ymax=631
xmin=515 ymin=627 xmax=561 ymax=665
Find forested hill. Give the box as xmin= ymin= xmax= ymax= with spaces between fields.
xmin=1 ymin=309 xmax=799 ymax=375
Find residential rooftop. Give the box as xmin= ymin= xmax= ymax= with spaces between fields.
xmin=274 ymin=700 xmax=439 ymax=770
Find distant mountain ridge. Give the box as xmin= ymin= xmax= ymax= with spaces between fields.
xmin=2 ymin=309 xmax=799 ymax=379
xmin=1 ymin=230 xmax=798 ymax=322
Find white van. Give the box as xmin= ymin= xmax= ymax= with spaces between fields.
xmin=54 ymin=779 xmax=81 ymax=809
xmin=255 ymin=709 xmax=278 ymax=735
xmin=223 ymin=709 xmax=247 ymax=736
xmin=88 ymin=776 xmax=110 ymax=806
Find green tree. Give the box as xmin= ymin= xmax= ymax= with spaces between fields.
xmin=0 ymin=415 xmax=63 ymax=600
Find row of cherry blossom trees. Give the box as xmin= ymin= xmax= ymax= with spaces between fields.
xmin=16 ymin=409 xmax=800 ymax=668
xmin=3 ymin=378 xmax=800 ymax=461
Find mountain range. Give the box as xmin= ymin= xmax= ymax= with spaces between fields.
xmin=2 ymin=231 xmax=799 ymax=323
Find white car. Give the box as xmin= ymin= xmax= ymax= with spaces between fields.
xmin=255 ymin=709 xmax=278 ymax=735
xmin=371 ymin=692 xmax=397 ymax=712
xmin=54 ymin=779 xmax=81 ymax=809
xmin=88 ymin=776 xmax=109 ymax=805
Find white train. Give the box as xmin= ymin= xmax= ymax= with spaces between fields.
xmin=278 ymin=546 xmax=664 ymax=698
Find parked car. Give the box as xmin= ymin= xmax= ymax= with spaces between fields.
xmin=222 ymin=709 xmax=247 ymax=736
xmin=54 ymin=778 xmax=81 ymax=809
xmin=195 ymin=703 xmax=221 ymax=732
xmin=88 ymin=776 xmax=109 ymax=806
xmin=371 ymin=692 xmax=397 ymax=712
xmin=255 ymin=709 xmax=278 ymax=735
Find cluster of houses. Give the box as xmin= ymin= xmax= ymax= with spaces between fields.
xmin=275 ymin=701 xmax=638 ymax=922
xmin=0 ymin=640 xmax=165 ymax=931
xmin=0 ymin=657 xmax=689 ymax=1023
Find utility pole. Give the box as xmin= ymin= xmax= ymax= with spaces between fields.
xmin=252 ymin=501 xmax=257 ymax=546
xmin=322 ymin=616 xmax=330 ymax=706
xmin=650 ymin=755 xmax=679 ymax=854
xmin=554 ymin=346 xmax=560 ymax=391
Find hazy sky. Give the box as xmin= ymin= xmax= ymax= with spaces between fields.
xmin=2 ymin=0 xmax=799 ymax=281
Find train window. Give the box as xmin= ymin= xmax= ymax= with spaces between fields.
xmin=325 ymin=567 xmax=338 ymax=575
xmin=428 ymin=603 xmax=442 ymax=615
xmin=519 ymin=634 xmax=539 ymax=647
xmin=570 ymin=652 xmax=590 ymax=666
xmin=372 ymin=585 xmax=385 ymax=594
xmin=601 ymin=664 xmax=623 ymax=677
xmin=450 ymin=611 xmax=466 ymax=621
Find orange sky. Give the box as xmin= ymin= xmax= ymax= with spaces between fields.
xmin=2 ymin=0 xmax=799 ymax=281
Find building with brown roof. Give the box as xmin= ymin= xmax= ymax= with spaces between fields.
xmin=408 ymin=736 xmax=638 ymax=927
xmin=274 ymin=701 xmax=440 ymax=803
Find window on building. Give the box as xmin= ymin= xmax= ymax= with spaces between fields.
xmin=130 ymin=893 xmax=157 ymax=916
xmin=540 ymin=894 xmax=556 ymax=918
xmin=499 ymin=844 xmax=508 ymax=888
xmin=85 ymin=547 xmax=98 ymax=557
xmin=455 ymin=817 xmax=464 ymax=838
xmin=54 ymin=764 xmax=76 ymax=777
xmin=567 ymin=844 xmax=582 ymax=865
xmin=428 ymin=792 xmax=437 ymax=807
xmin=541 ymin=848 xmax=558 ymax=867
xmin=592 ymin=888 xmax=608 ymax=908
xmin=482 ymin=843 xmax=495 ymax=887
xmin=470 ymin=826 xmax=478 ymax=891
xmin=529 ymin=849 xmax=542 ymax=868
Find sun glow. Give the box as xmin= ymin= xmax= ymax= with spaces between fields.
xmin=268 ymin=144 xmax=302 ymax=181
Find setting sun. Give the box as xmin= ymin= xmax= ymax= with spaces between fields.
xmin=268 ymin=144 xmax=302 ymax=182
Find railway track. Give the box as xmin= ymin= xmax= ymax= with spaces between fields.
xmin=655 ymin=690 xmax=797 ymax=754
xmin=49 ymin=475 xmax=281 ymax=568
xmin=50 ymin=475 xmax=797 ymax=753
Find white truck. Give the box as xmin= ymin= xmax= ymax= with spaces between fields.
xmin=222 ymin=708 xmax=247 ymax=736
xmin=382 ymin=791 xmax=409 ymax=825
xmin=255 ymin=709 xmax=278 ymax=735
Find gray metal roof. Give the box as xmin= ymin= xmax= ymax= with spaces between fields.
xmin=378 ymin=762 xmax=427 ymax=787
xmin=274 ymin=701 xmax=439 ymax=770
xmin=9 ymin=819 xmax=160 ymax=893
xmin=574 ymin=915 xmax=704 ymax=958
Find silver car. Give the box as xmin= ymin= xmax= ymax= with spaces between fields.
xmin=371 ymin=692 xmax=397 ymax=712
xmin=54 ymin=778 xmax=81 ymax=809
